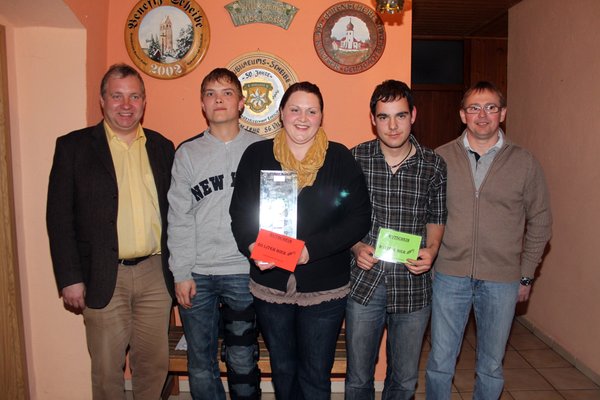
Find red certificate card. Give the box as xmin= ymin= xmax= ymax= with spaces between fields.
xmin=250 ymin=229 xmax=305 ymax=272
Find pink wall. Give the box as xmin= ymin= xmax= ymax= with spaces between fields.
xmin=0 ymin=21 xmax=92 ymax=400
xmin=102 ymin=1 xmax=412 ymax=147
xmin=508 ymin=0 xmax=600 ymax=380
xmin=63 ymin=0 xmax=109 ymax=123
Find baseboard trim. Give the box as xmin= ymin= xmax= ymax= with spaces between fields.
xmin=516 ymin=315 xmax=600 ymax=386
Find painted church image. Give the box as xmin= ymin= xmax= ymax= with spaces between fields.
xmin=331 ymin=18 xmax=368 ymax=52
xmin=160 ymin=15 xmax=174 ymax=56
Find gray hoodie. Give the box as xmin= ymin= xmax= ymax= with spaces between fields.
xmin=168 ymin=128 xmax=263 ymax=282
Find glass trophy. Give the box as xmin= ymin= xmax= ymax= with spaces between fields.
xmin=259 ymin=170 xmax=298 ymax=238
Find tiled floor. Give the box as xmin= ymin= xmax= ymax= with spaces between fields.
xmin=163 ymin=317 xmax=599 ymax=400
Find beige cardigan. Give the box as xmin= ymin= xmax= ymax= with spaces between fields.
xmin=434 ymin=134 xmax=552 ymax=282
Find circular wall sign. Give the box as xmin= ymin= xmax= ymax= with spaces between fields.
xmin=314 ymin=2 xmax=386 ymax=74
xmin=227 ymin=52 xmax=298 ymax=138
xmin=125 ymin=0 xmax=210 ymax=79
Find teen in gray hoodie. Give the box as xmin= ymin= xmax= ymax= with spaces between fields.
xmin=167 ymin=68 xmax=263 ymax=400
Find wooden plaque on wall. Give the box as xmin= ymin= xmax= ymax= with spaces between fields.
xmin=227 ymin=51 xmax=298 ymax=138
xmin=314 ymin=2 xmax=386 ymax=74
xmin=125 ymin=0 xmax=210 ymax=79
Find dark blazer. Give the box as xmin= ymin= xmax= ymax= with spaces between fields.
xmin=47 ymin=122 xmax=175 ymax=309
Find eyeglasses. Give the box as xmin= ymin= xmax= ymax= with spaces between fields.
xmin=463 ymin=104 xmax=502 ymax=114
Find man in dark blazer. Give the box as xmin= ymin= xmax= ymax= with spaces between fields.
xmin=47 ymin=64 xmax=175 ymax=400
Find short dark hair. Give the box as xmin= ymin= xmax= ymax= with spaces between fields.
xmin=279 ymin=81 xmax=324 ymax=112
xmin=100 ymin=64 xmax=145 ymax=98
xmin=201 ymin=68 xmax=242 ymax=97
xmin=370 ymin=80 xmax=414 ymax=115
xmin=461 ymin=81 xmax=506 ymax=108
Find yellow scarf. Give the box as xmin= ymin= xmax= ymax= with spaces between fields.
xmin=273 ymin=127 xmax=329 ymax=190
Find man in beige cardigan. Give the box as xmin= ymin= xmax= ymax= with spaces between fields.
xmin=426 ymin=81 xmax=552 ymax=400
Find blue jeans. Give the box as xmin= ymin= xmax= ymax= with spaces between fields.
xmin=179 ymin=274 xmax=258 ymax=400
xmin=254 ymin=296 xmax=347 ymax=400
xmin=425 ymin=272 xmax=519 ymax=400
xmin=345 ymin=282 xmax=430 ymax=400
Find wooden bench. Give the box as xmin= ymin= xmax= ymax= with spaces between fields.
xmin=162 ymin=324 xmax=347 ymax=397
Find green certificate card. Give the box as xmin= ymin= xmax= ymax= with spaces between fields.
xmin=374 ymin=228 xmax=422 ymax=264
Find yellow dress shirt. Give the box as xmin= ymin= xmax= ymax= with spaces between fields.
xmin=105 ymin=122 xmax=161 ymax=259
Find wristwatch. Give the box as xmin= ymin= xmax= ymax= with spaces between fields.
xmin=520 ymin=277 xmax=534 ymax=286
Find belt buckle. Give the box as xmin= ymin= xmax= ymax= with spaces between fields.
xmin=119 ymin=255 xmax=150 ymax=266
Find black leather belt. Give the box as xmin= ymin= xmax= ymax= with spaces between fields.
xmin=118 ymin=255 xmax=151 ymax=266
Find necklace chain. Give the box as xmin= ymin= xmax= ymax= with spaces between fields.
xmin=388 ymin=143 xmax=413 ymax=169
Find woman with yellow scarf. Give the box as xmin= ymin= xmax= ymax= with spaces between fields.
xmin=230 ymin=82 xmax=371 ymax=399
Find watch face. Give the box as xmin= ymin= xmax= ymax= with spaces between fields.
xmin=520 ymin=277 xmax=534 ymax=286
